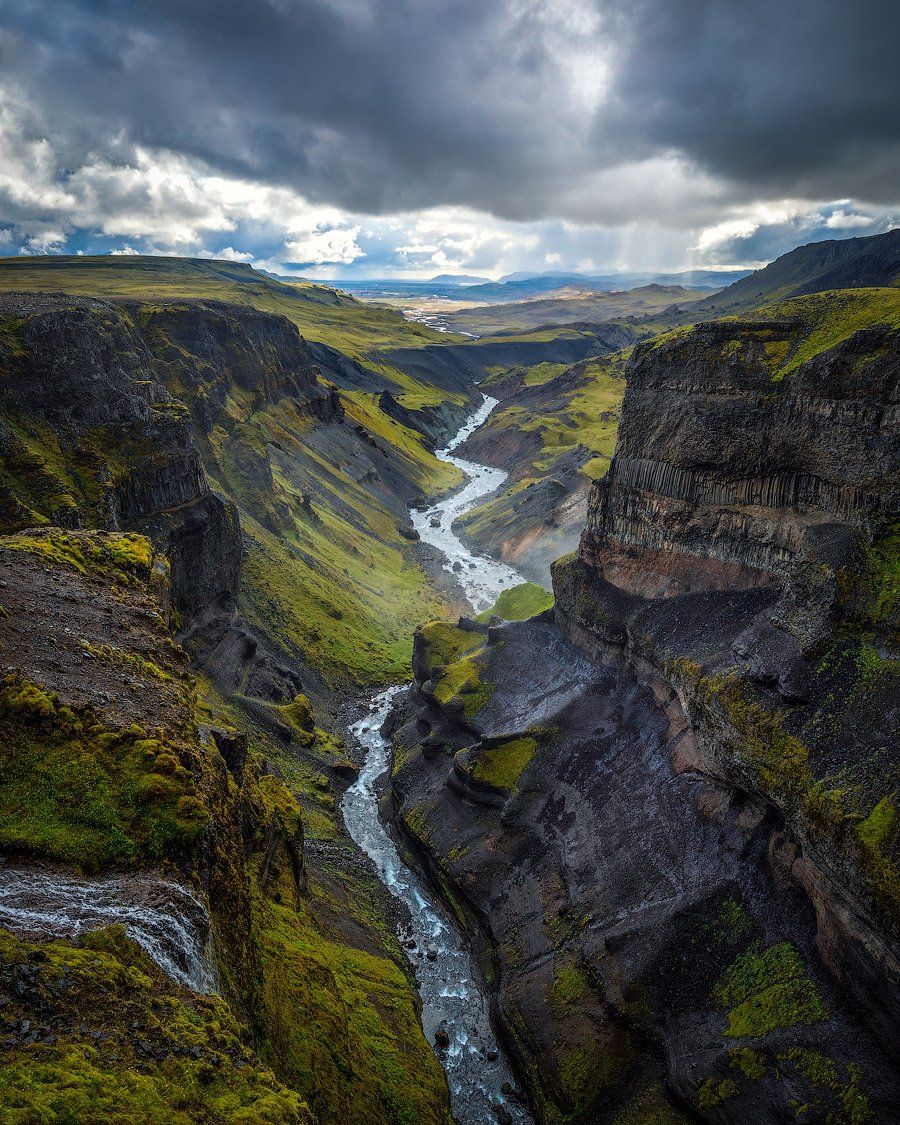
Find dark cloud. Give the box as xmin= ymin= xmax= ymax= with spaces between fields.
xmin=2 ymin=0 xmax=897 ymax=226
xmin=2 ymin=0 xmax=588 ymax=219
xmin=601 ymin=0 xmax=900 ymax=204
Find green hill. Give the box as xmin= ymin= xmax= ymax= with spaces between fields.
xmin=0 ymin=254 xmax=455 ymax=356
xmin=678 ymin=228 xmax=900 ymax=322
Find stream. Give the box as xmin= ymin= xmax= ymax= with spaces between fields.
xmin=343 ymin=395 xmax=534 ymax=1124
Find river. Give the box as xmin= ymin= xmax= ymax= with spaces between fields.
xmin=342 ymin=395 xmax=534 ymax=1124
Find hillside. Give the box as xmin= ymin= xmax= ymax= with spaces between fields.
xmin=0 ymin=255 xmax=452 ymax=353
xmin=673 ymin=228 xmax=900 ymax=322
xmin=454 ymin=350 xmax=630 ymax=584
xmin=0 ymin=265 xmax=477 ymax=1121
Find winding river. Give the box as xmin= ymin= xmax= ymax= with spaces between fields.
xmin=343 ymin=395 xmax=534 ymax=1124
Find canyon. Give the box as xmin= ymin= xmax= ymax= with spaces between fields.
xmin=0 ymin=231 xmax=897 ymax=1124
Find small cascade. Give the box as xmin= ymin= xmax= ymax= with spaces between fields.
xmin=0 ymin=862 xmax=216 ymax=993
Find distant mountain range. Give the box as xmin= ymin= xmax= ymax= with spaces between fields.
xmin=429 ymin=273 xmax=492 ymax=284
xmin=440 ymin=283 xmax=713 ymax=335
xmin=302 ymin=267 xmax=752 ymax=304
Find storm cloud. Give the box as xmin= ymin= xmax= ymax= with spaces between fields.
xmin=0 ymin=0 xmax=897 ymax=271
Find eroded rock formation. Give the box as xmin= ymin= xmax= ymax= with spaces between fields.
xmin=389 ymin=308 xmax=900 ymax=1122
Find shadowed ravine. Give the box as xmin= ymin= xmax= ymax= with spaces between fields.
xmin=343 ymin=397 xmax=534 ymax=1124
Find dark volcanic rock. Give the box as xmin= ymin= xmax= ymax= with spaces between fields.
xmin=577 ymin=318 xmax=898 ymax=602
xmin=390 ymin=310 xmax=900 ymax=1122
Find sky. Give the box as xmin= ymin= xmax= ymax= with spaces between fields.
xmin=1 ymin=0 xmax=898 ymax=279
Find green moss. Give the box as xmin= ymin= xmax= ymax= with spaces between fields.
xmin=418 ymin=621 xmax=486 ymax=670
xmin=240 ymin=505 xmax=456 ymax=687
xmin=81 ymin=641 xmax=174 ymax=682
xmin=278 ymin=693 xmax=315 ymax=735
xmin=343 ymin=392 xmax=462 ymax=493
xmin=0 ymin=925 xmax=309 ymax=1123
xmin=729 ymin=1046 xmax=767 ymax=1079
xmin=471 ymin=736 xmax=538 ymax=790
xmin=841 ymin=521 xmax=900 ymax=631
xmin=696 ymin=673 xmax=813 ymax=801
xmin=222 ymin=386 xmax=466 ymax=687
xmin=432 ymin=651 xmax=495 ymax=718
xmin=2 ymin=528 xmax=155 ymax=586
xmin=251 ymin=884 xmax=451 ymax=1124
xmin=713 ymin=942 xmax=827 ymax=1038
xmin=0 ymin=677 xmax=208 ymax=868
xmin=759 ymin=288 xmax=900 ymax=378
xmin=417 ymin=621 xmax=496 ymax=718
xmin=553 ymin=1022 xmax=638 ymax=1119
xmin=0 ymin=312 xmax=26 ymax=356
xmin=688 ymin=667 xmax=899 ymax=917
xmin=697 ymin=1076 xmax=738 ymax=1109
xmin=781 ymin=1050 xmax=871 ymax=1124
xmin=256 ymin=773 xmax=303 ymax=842
xmin=477 ymin=581 xmax=554 ymax=622
xmin=855 ymin=797 xmax=900 ymax=907
xmin=523 ymin=362 xmax=569 ymax=386
xmin=551 ymin=960 xmax=590 ymax=1010
xmin=0 ymin=416 xmax=83 ymax=532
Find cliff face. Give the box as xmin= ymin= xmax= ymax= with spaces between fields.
xmin=0 ymin=289 xmax=458 ymax=1121
xmin=578 ymin=317 xmax=897 ymax=601
xmin=389 ymin=298 xmax=900 ymax=1123
xmin=552 ymin=305 xmax=899 ymax=1084
xmin=0 ymin=294 xmax=242 ymax=619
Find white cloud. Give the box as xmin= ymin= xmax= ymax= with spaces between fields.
xmin=285 ymin=226 xmax=364 ymax=265
xmin=824 ymin=205 xmax=877 ymax=230
xmin=197 ymin=246 xmax=254 ymax=262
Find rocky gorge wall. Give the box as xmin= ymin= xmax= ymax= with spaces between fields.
xmin=0 ymin=287 xmax=460 ymax=1122
xmin=578 ymin=317 xmax=898 ymax=600
xmin=388 ymin=301 xmax=900 ymax=1123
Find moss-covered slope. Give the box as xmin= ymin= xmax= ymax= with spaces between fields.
xmin=0 ymin=267 xmax=472 ymax=1121
xmin=454 ymin=349 xmax=630 ymax=584
xmin=0 ymin=527 xmax=452 ymax=1122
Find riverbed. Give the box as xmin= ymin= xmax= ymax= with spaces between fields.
xmin=343 ymin=396 xmax=533 ymax=1124
xmin=411 ymin=395 xmax=522 ymax=614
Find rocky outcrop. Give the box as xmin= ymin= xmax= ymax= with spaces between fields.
xmin=0 ymin=293 xmax=340 ymax=624
xmin=388 ymin=306 xmax=900 ymax=1122
xmin=579 ymin=318 xmax=898 ymax=601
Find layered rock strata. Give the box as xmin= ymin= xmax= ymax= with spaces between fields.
xmin=389 ymin=309 xmax=900 ymax=1122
